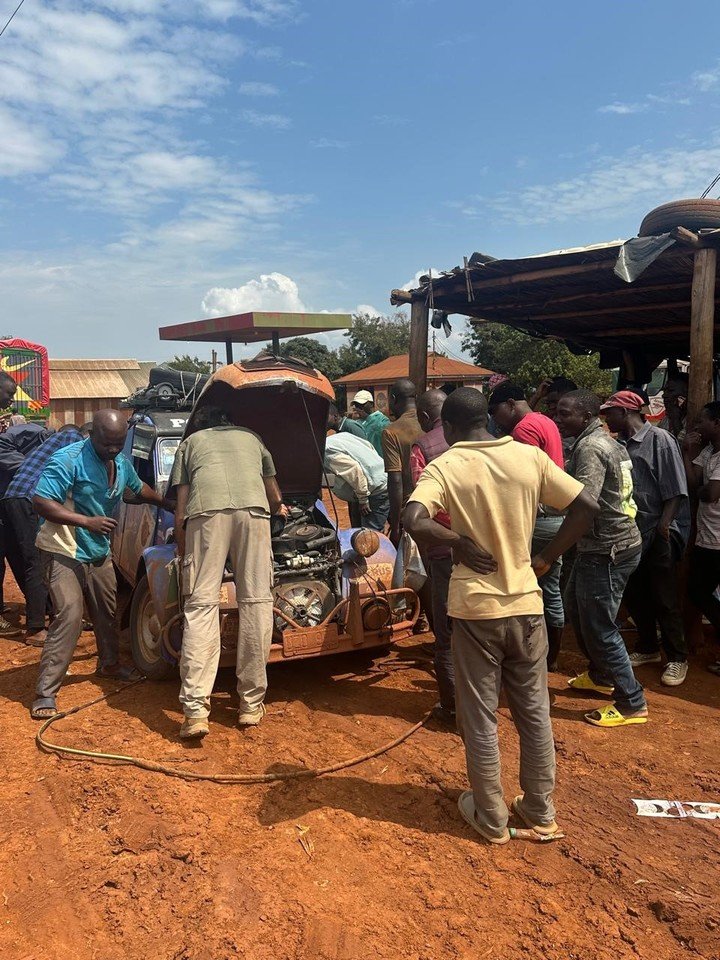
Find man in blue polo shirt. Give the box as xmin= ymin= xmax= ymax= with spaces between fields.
xmin=30 ymin=409 xmax=170 ymax=719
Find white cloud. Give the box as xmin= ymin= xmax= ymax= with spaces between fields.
xmin=239 ymin=81 xmax=279 ymax=96
xmin=455 ymin=139 xmax=720 ymax=226
xmin=310 ymin=137 xmax=348 ymax=149
xmin=598 ymin=101 xmax=647 ymax=115
xmin=0 ymin=107 xmax=65 ymax=176
xmin=355 ymin=303 xmax=383 ymax=317
xmin=240 ymin=109 xmax=292 ymax=129
xmin=201 ymin=273 xmax=307 ymax=315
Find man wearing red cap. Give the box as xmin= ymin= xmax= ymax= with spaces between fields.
xmin=555 ymin=390 xmax=647 ymax=727
xmin=600 ymin=391 xmax=690 ymax=687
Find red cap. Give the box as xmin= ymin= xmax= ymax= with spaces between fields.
xmin=599 ymin=390 xmax=645 ymax=412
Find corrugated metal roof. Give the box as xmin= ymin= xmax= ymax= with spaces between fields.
xmin=49 ymin=359 xmax=157 ymax=400
xmin=334 ymin=352 xmax=495 ymax=385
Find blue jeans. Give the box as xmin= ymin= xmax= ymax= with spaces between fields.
xmin=362 ymin=491 xmax=390 ymax=532
xmin=564 ymin=547 xmax=646 ymax=714
xmin=531 ymin=515 xmax=564 ymax=628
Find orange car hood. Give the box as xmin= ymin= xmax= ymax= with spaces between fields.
xmin=186 ymin=355 xmax=335 ymax=499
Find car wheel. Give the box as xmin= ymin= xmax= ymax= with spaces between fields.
xmin=130 ymin=575 xmax=174 ymax=680
xmin=639 ymin=198 xmax=720 ymax=236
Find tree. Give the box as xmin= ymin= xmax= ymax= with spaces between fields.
xmin=166 ymin=354 xmax=212 ymax=374
xmin=462 ymin=322 xmax=613 ymax=395
xmin=279 ymin=337 xmax=342 ymax=380
xmin=336 ymin=312 xmax=410 ymax=375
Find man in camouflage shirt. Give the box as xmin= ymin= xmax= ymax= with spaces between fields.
xmin=556 ymin=390 xmax=647 ymax=729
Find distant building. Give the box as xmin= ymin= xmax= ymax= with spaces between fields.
xmin=48 ymin=359 xmax=155 ymax=427
xmin=333 ymin=352 xmax=496 ymax=413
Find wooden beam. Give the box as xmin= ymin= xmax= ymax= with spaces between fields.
xmin=470 ymin=280 xmax=692 ymax=313
xmin=496 ymin=298 xmax=695 ymax=324
xmin=409 ymin=298 xmax=429 ymax=395
xmin=390 ymin=288 xmax=413 ymax=305
xmin=671 ymin=226 xmax=701 ymax=247
xmin=688 ymin=247 xmax=717 ymax=423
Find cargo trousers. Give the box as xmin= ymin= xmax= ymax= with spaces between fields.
xmin=180 ymin=508 xmax=274 ymax=719
xmin=452 ymin=614 xmax=555 ymax=838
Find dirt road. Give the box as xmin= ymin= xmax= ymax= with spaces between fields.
xmin=1 ymin=579 xmax=719 ymax=960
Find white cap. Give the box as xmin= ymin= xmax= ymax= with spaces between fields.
xmin=351 ymin=389 xmax=374 ymax=406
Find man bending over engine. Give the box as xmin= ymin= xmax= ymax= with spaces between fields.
xmin=170 ymin=409 xmax=287 ymax=740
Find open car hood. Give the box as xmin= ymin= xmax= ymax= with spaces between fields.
xmin=185 ymin=353 xmax=334 ymax=499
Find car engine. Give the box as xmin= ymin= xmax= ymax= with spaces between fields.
xmin=271 ymin=505 xmax=341 ymax=632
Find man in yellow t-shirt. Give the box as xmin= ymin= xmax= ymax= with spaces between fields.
xmin=403 ymin=388 xmax=597 ymax=845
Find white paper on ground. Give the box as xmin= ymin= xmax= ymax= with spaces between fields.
xmin=632 ymin=799 xmax=720 ymax=819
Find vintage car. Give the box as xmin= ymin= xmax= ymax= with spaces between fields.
xmin=112 ymin=355 xmax=419 ymax=678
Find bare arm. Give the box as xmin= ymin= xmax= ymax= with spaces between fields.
xmin=33 ymin=494 xmax=117 ymax=536
xmin=402 ymin=502 xmax=497 ymax=573
xmin=387 ymin=472 xmax=403 ymax=546
xmin=657 ymin=495 xmax=683 ymax=540
xmin=531 ymin=490 xmax=599 ymax=575
xmin=682 ymin=432 xmax=704 ymax=492
xmin=263 ymin=476 xmax=287 ymax=516
xmin=174 ymin=483 xmax=189 ymax=556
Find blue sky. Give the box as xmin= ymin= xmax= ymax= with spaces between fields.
xmin=2 ymin=0 xmax=720 ymax=363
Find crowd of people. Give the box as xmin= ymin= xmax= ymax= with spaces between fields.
xmin=1 ymin=361 xmax=718 ymax=844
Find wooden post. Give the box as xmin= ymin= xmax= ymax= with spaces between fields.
xmin=225 ymin=340 xmax=234 ymax=365
xmin=688 ymin=247 xmax=717 ymax=424
xmin=409 ymin=297 xmax=429 ymax=395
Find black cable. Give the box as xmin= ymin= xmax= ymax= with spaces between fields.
xmin=701 ymin=172 xmax=720 ymax=199
xmin=0 ymin=0 xmax=26 ymax=38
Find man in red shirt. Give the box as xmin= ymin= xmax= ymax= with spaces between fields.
xmin=488 ymin=382 xmax=567 ymax=669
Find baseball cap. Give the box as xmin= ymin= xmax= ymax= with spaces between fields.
xmin=599 ymin=390 xmax=644 ymax=412
xmin=351 ymin=389 xmax=374 ymax=405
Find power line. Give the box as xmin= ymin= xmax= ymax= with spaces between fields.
xmin=0 ymin=0 xmax=26 ymax=38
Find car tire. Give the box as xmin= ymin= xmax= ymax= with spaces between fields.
xmin=639 ymin=198 xmax=720 ymax=236
xmin=130 ymin=575 xmax=174 ymax=680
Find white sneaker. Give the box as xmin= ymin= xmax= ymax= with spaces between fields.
xmin=238 ymin=703 xmax=266 ymax=727
xmin=661 ymin=661 xmax=688 ymax=687
xmin=629 ymin=651 xmax=662 ymax=666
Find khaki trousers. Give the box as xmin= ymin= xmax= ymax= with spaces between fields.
xmin=180 ymin=508 xmax=273 ymax=719
xmin=452 ymin=614 xmax=555 ymax=838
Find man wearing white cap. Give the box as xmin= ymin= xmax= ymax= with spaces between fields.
xmin=350 ymin=390 xmax=389 ymax=457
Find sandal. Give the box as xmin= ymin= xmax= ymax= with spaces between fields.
xmin=707 ymin=661 xmax=720 ymax=676
xmin=511 ymin=795 xmax=561 ymax=837
xmin=585 ymin=704 xmax=648 ymax=727
xmin=457 ymin=791 xmax=511 ymax=845
xmin=31 ymin=702 xmax=59 ymax=721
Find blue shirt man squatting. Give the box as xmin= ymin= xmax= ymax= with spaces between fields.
xmin=30 ymin=409 xmax=172 ymax=720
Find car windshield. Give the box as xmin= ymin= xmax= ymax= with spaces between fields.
xmin=157 ymin=438 xmax=180 ymax=479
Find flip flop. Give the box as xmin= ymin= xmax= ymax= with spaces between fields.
xmin=511 ymin=795 xmax=561 ymax=837
xmin=585 ymin=704 xmax=648 ymax=728
xmin=457 ymin=791 xmax=511 ymax=845
xmin=707 ymin=661 xmax=720 ymax=676
xmin=31 ymin=703 xmax=59 ymax=721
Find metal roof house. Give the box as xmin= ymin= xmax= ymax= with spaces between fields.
xmin=333 ymin=352 xmax=496 ymax=413
xmin=48 ymin=359 xmax=156 ymax=427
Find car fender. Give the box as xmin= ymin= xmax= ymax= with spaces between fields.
xmin=142 ymin=544 xmax=179 ymax=626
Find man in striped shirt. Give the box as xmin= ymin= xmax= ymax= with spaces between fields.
xmin=2 ymin=424 xmax=88 ymax=645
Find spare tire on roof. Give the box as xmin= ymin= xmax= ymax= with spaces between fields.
xmin=639 ymin=198 xmax=720 ymax=237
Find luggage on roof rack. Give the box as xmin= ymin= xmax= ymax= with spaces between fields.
xmin=123 ymin=365 xmax=209 ymax=410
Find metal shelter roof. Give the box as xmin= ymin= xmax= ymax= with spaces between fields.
xmin=159 ymin=312 xmax=351 ymax=345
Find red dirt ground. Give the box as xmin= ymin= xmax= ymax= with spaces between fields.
xmin=1 ymin=571 xmax=719 ymax=960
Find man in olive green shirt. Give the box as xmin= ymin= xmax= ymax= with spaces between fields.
xmin=170 ymin=412 xmax=287 ymax=739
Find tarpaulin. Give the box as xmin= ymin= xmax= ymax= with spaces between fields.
xmin=614 ymin=234 xmax=677 ymax=283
